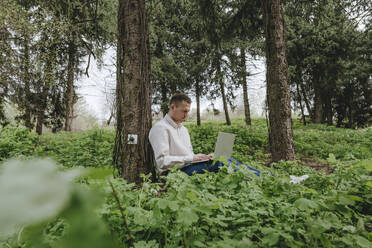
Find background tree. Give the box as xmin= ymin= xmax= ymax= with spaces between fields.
xmin=285 ymin=0 xmax=371 ymax=128
xmin=224 ymin=0 xmax=263 ymax=126
xmin=0 ymin=0 xmax=116 ymax=133
xmin=262 ymin=0 xmax=295 ymax=161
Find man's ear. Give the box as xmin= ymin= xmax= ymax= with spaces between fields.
xmin=169 ymin=103 xmax=175 ymax=111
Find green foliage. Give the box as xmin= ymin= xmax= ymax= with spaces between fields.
xmin=0 ymin=159 xmax=116 ymax=248
xmin=285 ymin=0 xmax=372 ymax=127
xmin=37 ymin=129 xmax=114 ymax=168
xmin=102 ymin=161 xmax=372 ymax=247
xmin=0 ymin=127 xmax=114 ymax=167
xmin=0 ymin=126 xmax=40 ymax=160
xmin=293 ymin=124 xmax=372 ymax=160
xmin=1 ymin=119 xmax=371 ymax=167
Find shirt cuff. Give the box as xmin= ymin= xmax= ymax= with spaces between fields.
xmin=184 ymin=154 xmax=194 ymax=164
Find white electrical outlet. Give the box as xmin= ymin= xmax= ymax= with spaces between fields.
xmin=128 ymin=134 xmax=138 ymax=144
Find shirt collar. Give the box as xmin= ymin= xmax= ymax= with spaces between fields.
xmin=165 ymin=114 xmax=182 ymax=129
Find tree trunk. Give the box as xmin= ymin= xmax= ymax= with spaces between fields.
xmin=23 ymin=36 xmax=33 ymax=130
xmin=113 ymin=1 xmax=125 ymax=173
xmin=325 ymin=92 xmax=333 ymax=125
xmin=36 ymin=42 xmax=55 ymax=135
xmin=262 ymin=0 xmax=295 ymax=162
xmin=116 ymin=0 xmax=155 ymax=184
xmin=107 ymin=111 xmax=114 ymax=126
xmin=64 ymin=36 xmax=76 ymax=131
xmin=216 ymin=57 xmax=231 ymax=125
xmin=313 ymin=80 xmax=323 ymax=124
xmin=296 ymin=81 xmax=306 ymax=125
xmin=196 ymin=80 xmax=201 ymax=126
xmin=36 ymin=84 xmax=49 ymax=135
xmin=160 ymin=81 xmax=168 ymax=117
xmin=299 ymin=81 xmax=312 ymax=121
xmin=240 ymin=47 xmax=251 ymax=125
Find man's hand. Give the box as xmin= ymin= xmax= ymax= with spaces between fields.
xmin=193 ymin=153 xmax=211 ymax=162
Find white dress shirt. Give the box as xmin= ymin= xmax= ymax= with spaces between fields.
xmin=149 ymin=114 xmax=194 ymax=174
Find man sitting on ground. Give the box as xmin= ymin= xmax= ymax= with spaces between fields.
xmin=149 ymin=93 xmax=260 ymax=176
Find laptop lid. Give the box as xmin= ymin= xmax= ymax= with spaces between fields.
xmin=213 ymin=132 xmax=236 ymax=159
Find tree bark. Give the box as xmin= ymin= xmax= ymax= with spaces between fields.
xmin=113 ymin=0 xmax=125 ymax=174
xmin=262 ymin=0 xmax=295 ymax=162
xmin=64 ymin=36 xmax=76 ymax=131
xmin=240 ymin=47 xmax=251 ymax=125
xmin=160 ymin=81 xmax=168 ymax=117
xmin=313 ymin=70 xmax=323 ymax=124
xmin=216 ymin=56 xmax=231 ymax=125
xmin=36 ymin=83 xmax=49 ymax=135
xmin=299 ymin=81 xmax=312 ymax=121
xmin=23 ymin=35 xmax=33 ymax=130
xmin=325 ymin=92 xmax=333 ymax=125
xmin=296 ymin=81 xmax=306 ymax=125
xmin=196 ymin=80 xmax=201 ymax=126
xmin=116 ymin=0 xmax=155 ymax=184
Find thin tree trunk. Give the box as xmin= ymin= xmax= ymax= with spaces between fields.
xmin=313 ymin=77 xmax=323 ymax=123
xmin=107 ymin=111 xmax=114 ymax=126
xmin=240 ymin=47 xmax=251 ymax=125
xmin=299 ymin=81 xmax=312 ymax=121
xmin=64 ymin=36 xmax=76 ymax=131
xmin=36 ymin=84 xmax=49 ymax=135
xmin=160 ymin=81 xmax=168 ymax=117
xmin=36 ymin=39 xmax=56 ymax=135
xmin=296 ymin=81 xmax=306 ymax=125
xmin=23 ymin=36 xmax=33 ymax=130
xmin=325 ymin=92 xmax=333 ymax=125
xmin=196 ymin=80 xmax=201 ymax=126
xmin=262 ymin=0 xmax=295 ymax=162
xmin=116 ymin=0 xmax=155 ymax=184
xmin=216 ymin=57 xmax=231 ymax=125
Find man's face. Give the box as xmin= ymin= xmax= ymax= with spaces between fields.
xmin=169 ymin=100 xmax=190 ymax=124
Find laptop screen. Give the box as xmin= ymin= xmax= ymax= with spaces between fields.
xmin=214 ymin=132 xmax=236 ymax=159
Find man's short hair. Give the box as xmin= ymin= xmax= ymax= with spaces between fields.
xmin=169 ymin=93 xmax=191 ymax=106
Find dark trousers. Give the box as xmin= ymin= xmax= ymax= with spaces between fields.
xmin=180 ymin=158 xmax=260 ymax=176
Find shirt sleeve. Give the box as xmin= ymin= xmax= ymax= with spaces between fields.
xmin=149 ymin=125 xmax=194 ymax=173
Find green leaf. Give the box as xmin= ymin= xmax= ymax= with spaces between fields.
xmin=339 ymin=195 xmax=355 ymax=206
xmin=0 ymin=159 xmax=81 ymax=238
xmin=327 ymin=153 xmax=337 ymax=163
xmin=157 ymin=199 xmax=169 ymax=210
xmin=167 ymin=200 xmax=179 ymax=211
xmin=177 ymin=207 xmax=198 ymax=226
xmin=134 ymin=240 xmax=159 ymax=248
xmin=294 ymin=198 xmax=319 ymax=210
xmin=354 ymin=235 xmax=371 ymax=248
xmin=354 ymin=159 xmax=372 ymax=171
xmin=342 ymin=226 xmax=356 ymax=233
xmin=261 ymin=228 xmax=280 ymax=246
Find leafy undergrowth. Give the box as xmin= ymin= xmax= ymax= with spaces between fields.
xmin=0 ymin=126 xmax=114 ymax=167
xmin=102 ymin=159 xmax=372 ymax=247
xmin=1 ymin=119 xmax=371 ymax=168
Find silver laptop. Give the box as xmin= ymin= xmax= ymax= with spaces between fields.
xmin=191 ymin=132 xmax=236 ymax=163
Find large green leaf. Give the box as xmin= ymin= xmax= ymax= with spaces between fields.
xmin=0 ymin=159 xmax=81 ymax=238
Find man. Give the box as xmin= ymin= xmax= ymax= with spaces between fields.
xmin=149 ymin=93 xmax=214 ymax=175
xmin=149 ymin=93 xmax=261 ymax=176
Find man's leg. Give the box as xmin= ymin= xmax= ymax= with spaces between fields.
xmin=181 ymin=159 xmax=260 ymax=176
xmin=180 ymin=161 xmax=212 ymax=176
xmin=181 ymin=160 xmax=224 ymax=175
xmin=227 ymin=158 xmax=261 ymax=176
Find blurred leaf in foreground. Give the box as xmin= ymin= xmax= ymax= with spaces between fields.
xmin=0 ymin=159 xmax=81 ymax=238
